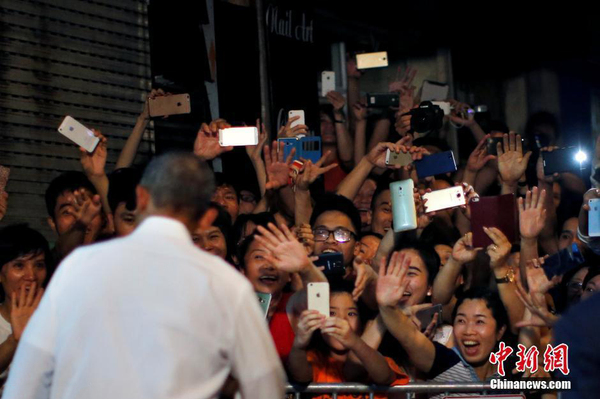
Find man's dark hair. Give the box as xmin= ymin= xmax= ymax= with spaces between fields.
xmin=359 ymin=232 xmax=383 ymax=241
xmin=214 ymin=172 xmax=240 ymax=200
xmin=420 ymin=219 xmax=461 ymax=248
xmin=108 ymin=168 xmax=142 ymax=213
xmin=0 ymin=224 xmax=51 ymax=301
xmin=232 ymin=212 xmax=277 ymax=246
xmin=452 ymin=287 xmax=509 ymax=332
xmin=487 ymin=120 xmax=510 ymax=134
xmin=395 ymin=241 xmax=441 ymax=286
xmin=370 ymin=172 xmax=394 ymax=212
xmin=310 ymin=193 xmax=362 ymax=235
xmin=45 ymin=171 xmax=97 ymax=219
xmin=140 ymin=152 xmax=215 ymax=220
xmin=525 ymin=111 xmax=559 ymax=137
xmin=412 ymin=136 xmax=451 ymax=153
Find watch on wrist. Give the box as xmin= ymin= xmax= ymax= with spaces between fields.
xmin=495 ymin=267 xmax=515 ymax=284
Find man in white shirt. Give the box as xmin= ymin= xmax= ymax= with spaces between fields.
xmin=2 ymin=153 xmax=286 ymax=399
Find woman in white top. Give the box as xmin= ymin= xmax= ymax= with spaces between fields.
xmin=0 ymin=224 xmax=48 ymax=391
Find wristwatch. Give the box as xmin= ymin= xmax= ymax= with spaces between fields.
xmin=495 ymin=267 xmax=515 ymax=284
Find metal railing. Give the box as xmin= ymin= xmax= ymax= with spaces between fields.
xmin=285 ymin=382 xmax=492 ymax=399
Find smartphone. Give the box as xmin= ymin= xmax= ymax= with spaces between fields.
xmin=415 ymin=304 xmax=442 ymax=332
xmin=307 ymin=282 xmax=330 ymax=317
xmin=543 ymin=243 xmax=585 ymax=280
xmin=421 ymin=81 xmax=449 ymax=102
xmin=588 ymin=198 xmax=600 ymax=237
xmin=385 ymin=149 xmax=413 ymax=167
xmin=543 ymin=147 xmax=588 ymax=175
xmin=470 ymin=194 xmax=518 ymax=248
xmin=278 ymin=137 xmax=299 ymax=162
xmin=431 ymin=101 xmax=451 ymax=116
xmin=288 ymin=110 xmax=305 ymax=129
xmin=0 ymin=166 xmax=10 ymax=192
xmin=256 ymin=292 xmax=272 ymax=319
xmin=486 ymin=136 xmax=529 ymax=156
xmin=366 ymin=93 xmax=399 ymax=108
xmin=57 ymin=116 xmax=100 ymax=153
xmin=414 ymin=151 xmax=457 ymax=178
xmin=148 ymin=93 xmax=191 ymax=117
xmin=218 ymin=127 xmax=259 ymax=147
xmin=356 ymin=51 xmax=388 ymax=69
xmin=299 ymin=136 xmax=322 ymax=163
xmin=390 ymin=179 xmax=418 ymax=232
xmin=314 ymin=253 xmax=345 ymax=276
xmin=422 ymin=186 xmax=466 ymax=213
xmin=321 ymin=71 xmax=335 ymax=97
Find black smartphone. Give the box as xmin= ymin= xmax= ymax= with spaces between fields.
xmin=542 ymin=147 xmax=588 ymax=175
xmin=414 ymin=151 xmax=457 ymax=178
xmin=415 ymin=304 xmax=442 ymax=332
xmin=543 ymin=243 xmax=585 ymax=280
xmin=366 ymin=93 xmax=399 ymax=108
xmin=486 ymin=137 xmax=529 ymax=156
xmin=314 ymin=253 xmax=345 ymax=276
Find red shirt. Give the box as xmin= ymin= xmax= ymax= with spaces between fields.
xmin=268 ymin=292 xmax=295 ymax=362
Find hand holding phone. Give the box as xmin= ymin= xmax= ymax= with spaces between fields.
xmin=385 ymin=148 xmax=413 ymax=167
xmin=356 ymin=52 xmax=388 ymax=69
xmin=470 ymin=194 xmax=518 ymax=247
xmin=148 ymin=93 xmax=191 ymax=117
xmin=57 ymin=116 xmax=100 ymax=153
xmin=390 ymin=179 xmax=418 ymax=232
xmin=308 ymin=282 xmax=330 ymax=317
xmin=288 ymin=110 xmax=305 ymax=129
xmin=218 ymin=127 xmax=259 ymax=147
xmin=589 ymin=198 xmax=600 ymax=237
xmin=543 ymin=147 xmax=588 ymax=175
xmin=314 ymin=253 xmax=345 ymax=276
xmin=422 ymin=186 xmax=466 ymax=213
xmin=321 ymin=71 xmax=335 ymax=97
xmin=415 ymin=304 xmax=442 ymax=332
xmin=414 ymin=151 xmax=457 ymax=178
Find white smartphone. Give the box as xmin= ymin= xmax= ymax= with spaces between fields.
xmin=288 ymin=110 xmax=305 ymax=129
xmin=589 ymin=198 xmax=600 ymax=237
xmin=385 ymin=149 xmax=413 ymax=167
xmin=431 ymin=101 xmax=452 ymax=116
xmin=57 ymin=116 xmax=100 ymax=153
xmin=421 ymin=80 xmax=449 ymax=102
xmin=307 ymin=282 xmax=330 ymax=317
xmin=321 ymin=71 xmax=335 ymax=97
xmin=218 ymin=127 xmax=258 ymax=147
xmin=356 ymin=51 xmax=388 ymax=69
xmin=422 ymin=186 xmax=466 ymax=213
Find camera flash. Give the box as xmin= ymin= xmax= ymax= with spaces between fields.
xmin=575 ymin=150 xmax=587 ymax=163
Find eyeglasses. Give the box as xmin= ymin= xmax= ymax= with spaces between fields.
xmin=313 ymin=227 xmax=356 ymax=243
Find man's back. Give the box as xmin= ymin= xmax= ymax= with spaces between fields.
xmin=3 ymin=217 xmax=284 ymax=399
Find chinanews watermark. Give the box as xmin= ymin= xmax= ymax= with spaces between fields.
xmin=488 ymin=342 xmax=572 ymax=391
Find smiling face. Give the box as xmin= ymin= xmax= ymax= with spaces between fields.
xmin=313 ymin=211 xmax=357 ymax=267
xmin=453 ymin=299 xmax=505 ymax=366
xmin=0 ymin=252 xmax=47 ymax=301
xmin=371 ymin=189 xmax=392 ymax=235
xmin=396 ymin=248 xmax=431 ymax=307
xmin=192 ymin=226 xmax=228 ymax=260
xmin=323 ymin=292 xmax=361 ymax=351
xmin=50 ymin=189 xmax=103 ymax=243
xmin=242 ymin=239 xmax=290 ymax=295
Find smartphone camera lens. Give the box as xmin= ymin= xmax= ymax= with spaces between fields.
xmin=177 ymin=102 xmax=181 ymax=106
xmin=316 ymin=293 xmax=320 ymax=298
xmin=69 ymin=127 xmax=74 ymax=131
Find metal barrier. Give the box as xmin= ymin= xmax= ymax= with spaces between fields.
xmin=285 ymin=382 xmax=492 ymax=399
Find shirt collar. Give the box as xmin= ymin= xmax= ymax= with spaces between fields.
xmin=135 ymin=216 xmax=193 ymax=243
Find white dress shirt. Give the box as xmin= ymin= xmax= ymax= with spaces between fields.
xmin=2 ymin=216 xmax=285 ymax=399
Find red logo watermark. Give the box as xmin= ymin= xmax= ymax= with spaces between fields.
xmin=489 ymin=342 xmax=570 ymax=376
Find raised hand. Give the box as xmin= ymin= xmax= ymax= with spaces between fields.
xmin=466 ymin=135 xmax=496 ymax=173
xmin=79 ymin=129 xmax=107 ymax=179
xmin=0 ymin=191 xmax=7 ymax=222
xmin=365 ymin=142 xmax=405 ymax=169
xmin=295 ymin=152 xmax=337 ymax=191
xmin=294 ymin=223 xmax=315 ymax=254
xmin=277 ymin=116 xmax=308 ymax=138
xmin=452 ymin=232 xmax=481 ymax=264
xmin=484 ymin=227 xmax=511 ymax=269
xmin=321 ymin=317 xmax=359 ymax=350
xmin=514 ymin=259 xmax=561 ymax=328
xmin=497 ymin=132 xmax=532 ymax=186
xmin=415 ymin=188 xmax=435 ymax=229
xmin=294 ymin=310 xmax=326 ymax=349
xmin=140 ymin=88 xmax=170 ymax=120
xmin=394 ymin=110 xmax=412 ymax=137
xmin=254 ymin=223 xmax=312 ymax=274
xmin=71 ymin=188 xmax=102 ymax=229
xmin=245 ymin=119 xmax=269 ymax=162
xmin=518 ymin=187 xmax=547 ymax=239
xmin=264 ymin=141 xmax=295 ymax=190
xmin=193 ymin=118 xmax=233 ymax=160
xmin=582 ymin=188 xmax=600 ymax=212
xmin=10 ymin=283 xmax=44 ymax=341
xmin=352 ymin=102 xmax=368 ymax=122
xmin=447 ymin=99 xmax=476 ymax=127
xmin=351 ymin=256 xmax=377 ymax=301
xmin=376 ymin=251 xmax=411 ymax=307
xmin=389 ymin=66 xmax=417 ymax=96
xmin=326 ymin=91 xmax=346 ymax=112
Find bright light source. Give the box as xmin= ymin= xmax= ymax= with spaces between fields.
xmin=575 ymin=150 xmax=587 ymax=163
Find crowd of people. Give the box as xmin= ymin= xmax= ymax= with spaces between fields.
xmin=0 ymin=61 xmax=599 ymax=399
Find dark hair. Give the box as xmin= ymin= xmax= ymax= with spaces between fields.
xmin=310 ymin=193 xmax=362 ymax=236
xmin=237 ymin=232 xmax=259 ymax=270
xmin=108 ymin=168 xmax=142 ymax=213
xmin=214 ymin=172 xmax=240 ymax=200
xmin=0 ymin=224 xmax=51 ymax=302
xmin=452 ymin=287 xmax=508 ymax=332
xmin=45 ymin=171 xmax=97 ymax=219
xmin=359 ymin=232 xmax=383 ymax=241
xmin=320 ymin=104 xmax=336 ymax=125
xmin=525 ymin=111 xmax=559 ymax=146
xmin=140 ymin=152 xmax=215 ymax=220
xmin=232 ymin=212 xmax=277 ymax=247
xmin=395 ymin=241 xmax=440 ymax=286
xmin=583 ymin=266 xmax=600 ymax=292
xmin=206 ymin=202 xmax=234 ymax=262
xmin=370 ymin=172 xmax=394 ymax=212
xmin=420 ymin=219 xmax=461 ymax=248
xmin=412 ymin=136 xmax=451 ymax=153
xmin=487 ymin=120 xmax=510 ymax=134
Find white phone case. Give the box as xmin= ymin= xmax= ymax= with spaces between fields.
xmin=321 ymin=71 xmax=335 ymax=97
xmin=307 ymin=282 xmax=330 ymax=317
xmin=218 ymin=127 xmax=259 ymax=147
xmin=57 ymin=116 xmax=100 ymax=153
xmin=589 ymin=198 xmax=600 ymax=237
xmin=422 ymin=186 xmax=466 ymax=213
xmin=288 ymin=110 xmax=305 ymax=129
xmin=385 ymin=149 xmax=413 ymax=167
xmin=356 ymin=52 xmax=388 ymax=69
